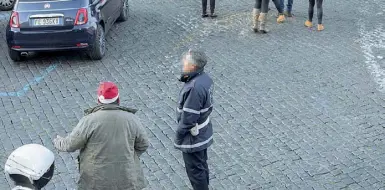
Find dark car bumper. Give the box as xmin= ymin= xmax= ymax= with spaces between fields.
xmin=6 ymin=25 xmax=97 ymax=52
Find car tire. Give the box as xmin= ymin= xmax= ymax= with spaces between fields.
xmin=8 ymin=48 xmax=22 ymax=62
xmin=88 ymin=24 xmax=105 ymax=60
xmin=117 ymin=0 xmax=129 ymax=22
xmin=0 ymin=0 xmax=16 ymax=11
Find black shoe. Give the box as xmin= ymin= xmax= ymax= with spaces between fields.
xmin=202 ymin=13 xmax=209 ymax=18
xmin=209 ymin=13 xmax=217 ymax=18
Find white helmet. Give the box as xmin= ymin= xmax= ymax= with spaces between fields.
xmin=4 ymin=144 xmax=55 ymax=190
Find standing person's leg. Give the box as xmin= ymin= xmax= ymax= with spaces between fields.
xmin=308 ymin=0 xmax=315 ymax=22
xmin=258 ymin=0 xmax=269 ymax=33
xmin=209 ymin=0 xmax=217 ymax=17
xmin=202 ymin=149 xmax=209 ymax=185
xmin=183 ymin=152 xmax=194 ymax=187
xmin=305 ymin=0 xmax=315 ymax=27
xmin=286 ymin=0 xmax=293 ymax=16
xmin=252 ymin=0 xmax=262 ymax=32
xmin=272 ymin=0 xmax=283 ymax=13
xmin=202 ymin=0 xmax=208 ymax=17
xmin=255 ymin=0 xmax=262 ymax=11
xmin=316 ymin=0 xmax=324 ymax=30
xmin=260 ymin=0 xmax=269 ymax=13
xmin=279 ymin=0 xmax=284 ymax=13
xmin=182 ymin=150 xmax=209 ymax=190
xmin=273 ymin=0 xmax=285 ymax=23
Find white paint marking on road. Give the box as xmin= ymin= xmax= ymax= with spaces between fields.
xmin=358 ymin=21 xmax=385 ymax=92
xmin=359 ymin=0 xmax=385 ymax=92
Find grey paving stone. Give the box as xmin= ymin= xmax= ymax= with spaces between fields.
xmin=1 ymin=0 xmax=385 ymax=189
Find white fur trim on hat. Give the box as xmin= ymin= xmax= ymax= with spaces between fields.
xmin=98 ymin=93 xmax=119 ymax=104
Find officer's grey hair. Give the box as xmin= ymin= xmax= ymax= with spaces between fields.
xmin=182 ymin=49 xmax=208 ymax=68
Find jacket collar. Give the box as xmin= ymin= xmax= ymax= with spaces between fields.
xmin=179 ymin=68 xmax=204 ymax=83
xmin=84 ymin=104 xmax=138 ymax=116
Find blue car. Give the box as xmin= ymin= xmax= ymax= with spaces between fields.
xmin=6 ymin=0 xmax=129 ymax=61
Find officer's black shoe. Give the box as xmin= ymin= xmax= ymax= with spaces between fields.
xmin=202 ymin=13 xmax=209 ymax=18
xmin=209 ymin=13 xmax=217 ymax=18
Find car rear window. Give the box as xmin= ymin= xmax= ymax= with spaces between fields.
xmin=16 ymin=0 xmax=85 ymax=11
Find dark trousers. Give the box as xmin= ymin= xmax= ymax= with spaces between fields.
xmin=202 ymin=0 xmax=215 ymax=14
xmin=183 ymin=149 xmax=209 ymax=190
xmin=272 ymin=0 xmax=283 ymax=13
xmin=280 ymin=0 xmax=293 ymax=12
xmin=254 ymin=0 xmax=270 ymax=13
xmin=308 ymin=0 xmax=323 ymax=24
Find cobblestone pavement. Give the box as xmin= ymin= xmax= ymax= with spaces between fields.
xmin=1 ymin=0 xmax=385 ymax=189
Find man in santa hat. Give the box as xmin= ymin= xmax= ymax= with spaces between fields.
xmin=53 ymin=81 xmax=149 ymax=190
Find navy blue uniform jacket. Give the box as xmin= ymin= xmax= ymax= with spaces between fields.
xmin=174 ymin=71 xmax=214 ymax=153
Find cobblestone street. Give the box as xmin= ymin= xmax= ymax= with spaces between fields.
xmin=1 ymin=0 xmax=385 ymax=189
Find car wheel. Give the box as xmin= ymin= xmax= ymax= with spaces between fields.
xmin=88 ymin=24 xmax=105 ymax=60
xmin=0 ymin=0 xmax=16 ymax=11
xmin=117 ymin=0 xmax=129 ymax=22
xmin=8 ymin=48 xmax=22 ymax=62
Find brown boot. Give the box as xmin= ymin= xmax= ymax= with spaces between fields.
xmin=304 ymin=20 xmax=313 ymax=28
xmin=317 ymin=24 xmax=324 ymax=31
xmin=252 ymin=8 xmax=260 ymax=32
xmin=258 ymin=13 xmax=268 ymax=33
xmin=277 ymin=14 xmax=286 ymax=23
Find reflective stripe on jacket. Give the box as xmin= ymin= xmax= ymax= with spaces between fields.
xmin=12 ymin=186 xmax=34 ymax=190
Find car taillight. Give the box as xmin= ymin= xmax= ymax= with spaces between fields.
xmin=10 ymin=11 xmax=20 ymax=28
xmin=75 ymin=8 xmax=88 ymax=25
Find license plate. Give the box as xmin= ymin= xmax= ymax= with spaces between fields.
xmin=33 ymin=18 xmax=60 ymax=26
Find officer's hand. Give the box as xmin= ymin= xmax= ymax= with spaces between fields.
xmin=174 ymin=136 xmax=183 ymax=145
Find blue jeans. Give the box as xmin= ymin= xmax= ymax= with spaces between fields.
xmin=280 ymin=0 xmax=293 ymax=12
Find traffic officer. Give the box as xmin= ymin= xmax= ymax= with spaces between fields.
xmin=174 ymin=49 xmax=214 ymax=190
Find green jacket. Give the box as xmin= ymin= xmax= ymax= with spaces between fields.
xmin=54 ymin=104 xmax=149 ymax=190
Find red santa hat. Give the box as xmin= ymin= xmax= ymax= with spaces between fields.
xmin=97 ymin=81 xmax=119 ymax=104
